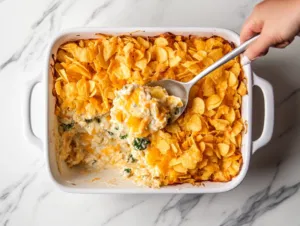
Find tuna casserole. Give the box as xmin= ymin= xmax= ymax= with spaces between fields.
xmin=53 ymin=33 xmax=247 ymax=188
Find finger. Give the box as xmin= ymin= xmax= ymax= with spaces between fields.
xmin=240 ymin=15 xmax=263 ymax=43
xmin=274 ymin=41 xmax=290 ymax=48
xmin=273 ymin=37 xmax=294 ymax=48
xmin=244 ymin=33 xmax=274 ymax=60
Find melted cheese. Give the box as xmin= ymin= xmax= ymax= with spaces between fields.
xmin=110 ymin=84 xmax=183 ymax=140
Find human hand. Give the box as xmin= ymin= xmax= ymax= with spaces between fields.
xmin=240 ymin=0 xmax=300 ymax=61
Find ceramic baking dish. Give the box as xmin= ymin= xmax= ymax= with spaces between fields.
xmin=23 ymin=27 xmax=274 ymax=193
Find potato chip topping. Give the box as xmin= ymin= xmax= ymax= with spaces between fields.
xmin=53 ymin=33 xmax=246 ymax=188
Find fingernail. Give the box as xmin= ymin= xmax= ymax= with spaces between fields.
xmin=241 ymin=55 xmax=251 ymax=66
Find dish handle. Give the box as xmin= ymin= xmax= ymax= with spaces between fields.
xmin=22 ymin=74 xmax=43 ymax=150
xmin=252 ymin=73 xmax=274 ymax=153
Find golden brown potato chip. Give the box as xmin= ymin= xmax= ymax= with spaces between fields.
xmin=231 ymin=120 xmax=244 ymax=137
xmin=137 ymin=37 xmax=150 ymax=49
xmin=202 ymin=77 xmax=215 ymax=97
xmin=169 ymin=56 xmax=182 ymax=67
xmin=200 ymin=141 xmax=205 ymax=152
xmin=218 ymin=143 xmax=230 ymax=156
xmin=155 ymin=47 xmax=168 ymax=63
xmin=135 ymin=58 xmax=147 ymax=71
xmin=192 ymin=50 xmax=207 ymax=61
xmin=209 ymin=119 xmax=229 ymax=131
xmin=224 ymin=107 xmax=236 ymax=124
xmin=103 ymin=37 xmax=117 ymax=61
xmin=230 ymin=63 xmax=241 ymax=76
xmin=194 ymin=39 xmax=206 ymax=51
xmin=206 ymin=94 xmax=222 ymax=110
xmin=191 ymin=97 xmax=205 ymax=114
xmin=55 ymin=81 xmax=62 ymax=96
xmin=173 ymin=164 xmax=188 ymax=173
xmin=228 ymin=71 xmax=238 ymax=87
xmin=186 ymin=114 xmax=202 ymax=132
xmin=208 ymin=48 xmax=223 ymax=61
xmin=237 ymin=81 xmax=247 ymax=96
xmin=155 ymin=37 xmax=168 ymax=47
xmin=157 ymin=139 xmax=170 ymax=154
xmin=68 ymin=61 xmax=91 ymax=79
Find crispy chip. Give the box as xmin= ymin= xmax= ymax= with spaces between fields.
xmin=206 ymin=94 xmax=222 ymax=110
xmin=169 ymin=56 xmax=182 ymax=67
xmin=231 ymin=120 xmax=244 ymax=136
xmin=103 ymin=37 xmax=117 ymax=61
xmin=231 ymin=63 xmax=241 ymax=76
xmin=155 ymin=46 xmax=168 ymax=63
xmin=228 ymin=71 xmax=238 ymax=87
xmin=155 ymin=37 xmax=168 ymax=47
xmin=191 ymin=97 xmax=205 ymax=114
xmin=237 ymin=81 xmax=247 ymax=96
xmin=186 ymin=114 xmax=202 ymax=132
xmin=173 ymin=164 xmax=188 ymax=173
xmin=224 ymin=107 xmax=235 ymax=124
xmin=218 ymin=143 xmax=230 ymax=156
xmin=209 ymin=119 xmax=229 ymax=131
xmin=202 ymin=77 xmax=215 ymax=97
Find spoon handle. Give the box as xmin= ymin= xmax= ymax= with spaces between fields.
xmin=187 ymin=35 xmax=259 ymax=87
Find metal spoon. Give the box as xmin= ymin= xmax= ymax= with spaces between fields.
xmin=148 ymin=35 xmax=259 ymax=123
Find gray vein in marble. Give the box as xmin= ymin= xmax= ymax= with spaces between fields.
xmin=23 ymin=37 xmax=47 ymax=70
xmin=0 ymin=0 xmax=56 ymax=72
xmin=237 ymin=2 xmax=250 ymax=20
xmin=207 ymin=194 xmax=217 ymax=205
xmin=84 ymin=0 xmax=115 ymax=25
xmin=177 ymin=195 xmax=203 ymax=226
xmin=155 ymin=194 xmax=203 ymax=226
xmin=154 ymin=195 xmax=176 ymax=225
xmin=3 ymin=219 xmax=9 ymax=226
xmin=31 ymin=0 xmax=62 ymax=29
xmin=101 ymin=199 xmax=147 ymax=226
xmin=277 ymin=87 xmax=300 ymax=107
xmin=220 ymin=162 xmax=300 ymax=226
xmin=0 ymin=174 xmax=30 ymax=202
xmin=2 ymin=0 xmax=74 ymax=72
xmin=0 ymin=37 xmax=32 ymax=71
xmin=37 ymin=191 xmax=51 ymax=202
xmin=61 ymin=0 xmax=78 ymax=15
xmin=277 ymin=125 xmax=295 ymax=139
xmin=50 ymin=14 xmax=55 ymax=32
xmin=32 ymin=190 xmax=52 ymax=215
xmin=0 ymin=172 xmax=38 ymax=225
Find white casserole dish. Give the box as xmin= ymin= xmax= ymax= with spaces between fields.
xmin=23 ymin=27 xmax=274 ymax=193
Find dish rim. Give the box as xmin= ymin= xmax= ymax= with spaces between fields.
xmin=44 ymin=27 xmax=257 ymax=193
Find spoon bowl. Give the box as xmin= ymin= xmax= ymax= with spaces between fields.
xmin=147 ymin=79 xmax=191 ymax=122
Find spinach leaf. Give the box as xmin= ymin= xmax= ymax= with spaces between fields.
xmin=127 ymin=154 xmax=137 ymax=163
xmin=133 ymin=137 xmax=150 ymax=150
xmin=120 ymin=134 xmax=128 ymax=139
xmin=174 ymin=107 xmax=180 ymax=115
xmin=107 ymin=131 xmax=114 ymax=136
xmin=124 ymin=168 xmax=131 ymax=173
xmin=61 ymin=122 xmax=74 ymax=131
xmin=95 ymin=117 xmax=101 ymax=123
xmin=85 ymin=119 xmax=93 ymax=123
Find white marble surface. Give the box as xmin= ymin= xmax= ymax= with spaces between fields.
xmin=1 ymin=0 xmax=300 ymax=225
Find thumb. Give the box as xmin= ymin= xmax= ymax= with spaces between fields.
xmin=244 ymin=34 xmax=274 ymax=60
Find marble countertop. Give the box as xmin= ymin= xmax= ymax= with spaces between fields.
xmin=1 ymin=0 xmax=300 ymax=225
